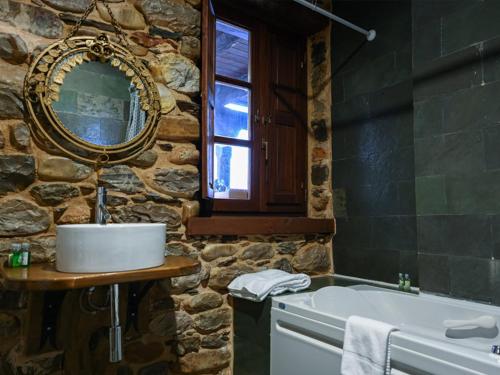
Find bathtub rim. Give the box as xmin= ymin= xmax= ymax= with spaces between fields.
xmin=272 ymin=288 xmax=500 ymax=375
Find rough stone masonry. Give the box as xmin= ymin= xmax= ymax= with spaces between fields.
xmin=0 ymin=0 xmax=333 ymax=373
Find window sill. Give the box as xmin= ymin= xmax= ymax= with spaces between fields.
xmin=186 ymin=216 xmax=336 ymax=236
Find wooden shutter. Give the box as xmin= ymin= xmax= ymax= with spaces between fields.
xmin=265 ymin=32 xmax=307 ymax=213
xmin=201 ymin=0 xmax=216 ymax=199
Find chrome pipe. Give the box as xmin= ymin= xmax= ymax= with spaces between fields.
xmin=95 ymin=186 xmax=111 ymax=225
xmin=95 ymin=186 xmax=122 ymax=362
xmin=292 ymin=0 xmax=376 ymax=41
xmin=109 ymin=283 xmax=122 ymax=363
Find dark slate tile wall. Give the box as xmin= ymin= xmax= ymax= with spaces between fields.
xmin=413 ymin=0 xmax=500 ymax=305
xmin=332 ymin=0 xmax=417 ymax=284
xmin=332 ymin=0 xmax=500 ymax=305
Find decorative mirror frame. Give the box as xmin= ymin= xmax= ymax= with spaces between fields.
xmin=23 ymin=33 xmax=161 ymax=164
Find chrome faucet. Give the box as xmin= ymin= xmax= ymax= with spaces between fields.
xmin=95 ymin=186 xmax=111 ymax=225
xmin=94 ymin=186 xmax=122 ymax=362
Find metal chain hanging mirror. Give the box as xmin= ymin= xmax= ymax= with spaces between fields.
xmin=23 ymin=0 xmax=161 ymax=165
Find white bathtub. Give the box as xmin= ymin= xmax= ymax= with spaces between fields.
xmin=271 ymin=285 xmax=500 ymax=375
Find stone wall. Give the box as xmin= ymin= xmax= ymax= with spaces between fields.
xmin=0 ymin=1 xmax=333 ymax=374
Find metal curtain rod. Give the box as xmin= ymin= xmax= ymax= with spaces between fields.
xmin=292 ymin=0 xmax=376 ymax=41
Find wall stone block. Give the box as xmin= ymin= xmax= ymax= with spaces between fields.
xmin=57 ymin=204 xmax=91 ymax=225
xmin=0 ymin=199 xmax=50 ymax=236
xmin=165 ymin=242 xmax=198 ymax=259
xmin=273 ymin=258 xmax=294 ymax=273
xmin=180 ymin=35 xmax=201 ymax=61
xmin=169 ymin=144 xmax=199 ymax=165
xmin=157 ymin=83 xmax=177 ymax=114
xmin=311 ymin=119 xmax=328 ymax=142
xmin=96 ymin=2 xmax=146 ymax=30
xmin=157 ymin=113 xmax=200 ymax=141
xmin=41 ymin=0 xmax=92 ymax=13
xmin=276 ymin=242 xmax=298 ymax=255
xmin=201 ymin=331 xmax=229 ymax=349
xmin=155 ymin=52 xmax=200 ymax=94
xmin=128 ymin=150 xmax=158 ymax=168
xmin=112 ymin=202 xmax=181 ymax=229
xmin=150 ymin=167 xmax=199 ymax=198
xmin=183 ymin=292 xmax=223 ymax=313
xmin=194 ymin=306 xmax=231 ymax=333
xmin=136 ymin=0 xmax=201 ymax=37
xmin=240 ymin=243 xmax=274 ymax=261
xmin=292 ymin=244 xmax=330 ymax=273
xmin=311 ymin=187 xmax=331 ymax=212
xmin=30 ymin=183 xmax=80 ymax=206
xmin=99 ymin=165 xmax=145 ymax=194
xmin=0 ymin=32 xmax=28 ymax=64
xmin=176 ymin=331 xmax=201 ymax=355
xmin=9 ymin=122 xmax=30 ymax=151
xmin=167 ymin=263 xmax=210 ymax=294
xmin=201 ymin=244 xmax=239 ymax=261
xmin=38 ymin=157 xmax=92 ymax=182
xmin=178 ymin=347 xmax=231 ymax=374
xmin=311 ymin=164 xmax=329 ymax=186
xmin=0 ymin=155 xmax=35 ymax=195
xmin=0 ymin=1 xmax=64 ymax=39
xmin=0 ymin=86 xmax=23 ymax=119
xmin=136 ymin=191 xmax=182 ymax=205
xmin=208 ymin=263 xmax=255 ymax=290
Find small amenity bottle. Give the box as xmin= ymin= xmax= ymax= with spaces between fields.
xmin=20 ymin=243 xmax=31 ymax=267
xmin=8 ymin=243 xmax=22 ymax=268
xmin=398 ymin=273 xmax=404 ymax=290
xmin=403 ymin=273 xmax=411 ymax=292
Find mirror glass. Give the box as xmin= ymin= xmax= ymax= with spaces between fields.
xmin=51 ymin=60 xmax=146 ymax=147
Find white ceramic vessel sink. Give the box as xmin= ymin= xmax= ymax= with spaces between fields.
xmin=56 ymin=224 xmax=166 ymax=273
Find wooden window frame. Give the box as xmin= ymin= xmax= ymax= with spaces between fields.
xmin=202 ymin=0 xmax=308 ymax=215
xmin=212 ymin=9 xmax=262 ymax=212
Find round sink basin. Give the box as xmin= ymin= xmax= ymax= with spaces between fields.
xmin=56 ymin=223 xmax=166 ymax=273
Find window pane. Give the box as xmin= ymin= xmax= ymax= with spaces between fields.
xmin=215 ymin=82 xmax=250 ymax=140
xmin=216 ymin=20 xmax=250 ymax=82
xmin=214 ymin=144 xmax=250 ymax=200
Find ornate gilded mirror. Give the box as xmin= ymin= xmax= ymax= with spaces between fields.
xmin=23 ymin=1 xmax=160 ymax=164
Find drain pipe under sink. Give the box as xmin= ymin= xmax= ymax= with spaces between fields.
xmin=109 ymin=283 xmax=122 ymax=362
xmin=95 ymin=186 xmax=122 ymax=362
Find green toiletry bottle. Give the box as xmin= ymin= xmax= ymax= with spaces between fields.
xmin=398 ymin=273 xmax=404 ymax=290
xmin=404 ymin=273 xmax=411 ymax=292
xmin=8 ymin=243 xmax=21 ymax=268
xmin=20 ymin=243 xmax=31 ymax=267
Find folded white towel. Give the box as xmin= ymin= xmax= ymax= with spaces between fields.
xmin=341 ymin=316 xmax=398 ymax=375
xmin=228 ymin=269 xmax=311 ymax=302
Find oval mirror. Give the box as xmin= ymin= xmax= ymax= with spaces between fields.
xmin=51 ymin=60 xmax=146 ymax=147
xmin=24 ymin=34 xmax=160 ymax=164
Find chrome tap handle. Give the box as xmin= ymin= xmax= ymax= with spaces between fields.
xmin=100 ymin=204 xmax=112 ymax=223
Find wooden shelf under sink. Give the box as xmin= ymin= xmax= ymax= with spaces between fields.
xmin=0 ymin=256 xmax=200 ymax=291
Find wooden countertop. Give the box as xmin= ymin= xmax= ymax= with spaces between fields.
xmin=0 ymin=256 xmax=200 ymax=291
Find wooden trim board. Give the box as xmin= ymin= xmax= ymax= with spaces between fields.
xmin=187 ymin=216 xmax=336 ymax=236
